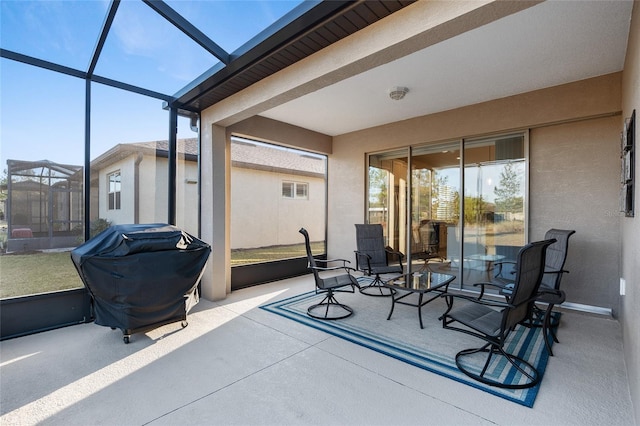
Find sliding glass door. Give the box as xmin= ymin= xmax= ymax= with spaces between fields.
xmin=462 ymin=134 xmax=526 ymax=284
xmin=366 ymin=132 xmax=527 ymax=289
xmin=410 ymin=143 xmax=461 ymax=284
xmin=368 ymin=149 xmax=408 ymax=255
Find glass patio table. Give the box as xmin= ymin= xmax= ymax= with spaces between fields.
xmin=384 ymin=271 xmax=455 ymax=329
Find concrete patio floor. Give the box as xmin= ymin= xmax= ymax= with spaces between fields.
xmin=0 ymin=273 xmax=635 ymax=425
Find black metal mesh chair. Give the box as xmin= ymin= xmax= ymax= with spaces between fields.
xmin=441 ymin=238 xmax=555 ymax=389
xmin=354 ymin=224 xmax=404 ymax=297
xmin=299 ymin=228 xmax=358 ymax=320
xmin=482 ymin=229 xmax=575 ymax=355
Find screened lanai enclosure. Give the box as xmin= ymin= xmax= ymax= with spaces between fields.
xmin=5 ymin=159 xmax=83 ymax=252
xmin=1 ymin=0 xmax=411 ymax=339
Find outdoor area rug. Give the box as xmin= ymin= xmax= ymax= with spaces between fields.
xmin=260 ymin=277 xmax=558 ymax=408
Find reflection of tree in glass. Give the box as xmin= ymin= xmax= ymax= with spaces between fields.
xmin=369 ymin=167 xmax=387 ymax=208
xmin=464 ymin=195 xmax=486 ymax=224
xmin=368 ymin=167 xmax=389 ymax=225
xmin=412 ymin=168 xmax=432 ymax=221
xmin=494 ymin=162 xmax=523 ymax=215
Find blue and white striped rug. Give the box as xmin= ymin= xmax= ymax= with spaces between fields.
xmin=260 ymin=277 xmax=558 ymax=407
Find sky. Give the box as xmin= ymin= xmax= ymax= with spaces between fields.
xmin=0 ymin=0 xmax=303 ymax=170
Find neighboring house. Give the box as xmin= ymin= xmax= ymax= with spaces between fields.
xmin=90 ymin=139 xmax=199 ymax=230
xmin=230 ymin=138 xmax=326 ymax=248
xmin=90 ymin=137 xmax=326 ymax=249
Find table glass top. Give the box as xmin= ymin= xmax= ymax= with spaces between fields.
xmin=385 ymin=272 xmax=455 ymax=292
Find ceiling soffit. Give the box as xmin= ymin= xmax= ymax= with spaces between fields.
xmin=174 ymin=0 xmax=415 ymax=112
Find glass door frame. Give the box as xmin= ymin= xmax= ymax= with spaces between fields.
xmin=365 ymin=130 xmax=529 ymax=291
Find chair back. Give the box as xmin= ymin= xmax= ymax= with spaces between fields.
xmin=503 ymin=239 xmax=556 ymax=331
xmin=412 ymin=221 xmax=439 ymax=254
xmin=540 ymin=229 xmax=575 ymax=290
xmin=355 ymin=224 xmax=389 ymax=267
xmin=299 ymin=228 xmax=321 ymax=285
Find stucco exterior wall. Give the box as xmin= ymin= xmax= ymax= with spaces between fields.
xmin=99 ymin=156 xmax=136 ymax=225
xmin=176 ymin=159 xmax=200 ymax=236
xmin=621 ymin=1 xmax=639 ymax=421
xmin=231 ymin=167 xmax=325 ymax=249
xmin=99 ymin=154 xmax=199 ymax=232
xmin=137 ymin=156 xmax=168 ymax=224
xmin=329 ymin=73 xmax=622 ymax=314
xmin=529 ymin=116 xmax=621 ymax=309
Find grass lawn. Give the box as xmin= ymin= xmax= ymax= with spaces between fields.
xmin=0 ymin=251 xmax=83 ymax=299
xmin=1 ymin=242 xmax=325 ymax=298
xmin=231 ymin=241 xmax=324 ymax=266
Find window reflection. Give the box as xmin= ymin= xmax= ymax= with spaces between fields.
xmin=368 ymin=149 xmax=408 ymax=254
xmin=410 ymin=144 xmax=461 ymax=280
xmin=462 ymin=135 xmax=526 ymax=284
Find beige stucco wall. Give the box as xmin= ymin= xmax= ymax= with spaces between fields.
xmin=329 ymin=73 xmax=622 ymax=314
xmin=138 ymin=157 xmax=168 ymax=224
xmin=100 ymin=154 xmax=199 ymax=233
xmin=529 ymin=116 xmax=621 ymax=308
xmin=231 ymin=167 xmax=325 ymax=249
xmin=175 ymin=159 xmax=200 ymax=236
xmin=621 ymin=1 xmax=639 ymax=421
xmin=99 ymin=156 xmax=136 ymax=225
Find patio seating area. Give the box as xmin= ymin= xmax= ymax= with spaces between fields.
xmin=0 ymin=273 xmax=634 ymax=425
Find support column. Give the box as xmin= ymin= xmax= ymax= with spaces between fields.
xmin=200 ymin=123 xmax=231 ymax=300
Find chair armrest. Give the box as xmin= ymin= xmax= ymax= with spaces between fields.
xmin=385 ymin=247 xmax=405 ymax=270
xmin=354 ymin=250 xmax=372 ymax=272
xmin=440 ymin=291 xmax=512 ymax=309
xmin=537 ymin=287 xmax=562 ymax=296
xmin=384 ymin=246 xmax=405 ymax=259
xmin=310 ymin=264 xmax=356 ymax=274
xmin=544 ymin=268 xmax=569 ymax=275
xmin=315 ymin=258 xmax=354 ymax=271
xmin=473 ymin=281 xmax=510 ymax=299
xmin=319 ymin=258 xmax=352 ymax=265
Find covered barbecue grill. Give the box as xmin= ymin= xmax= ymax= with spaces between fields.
xmin=71 ymin=223 xmax=211 ymax=343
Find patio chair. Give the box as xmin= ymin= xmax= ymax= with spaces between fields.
xmin=480 ymin=229 xmax=575 ymax=355
xmin=412 ymin=221 xmax=444 ymax=271
xmin=441 ymin=238 xmax=555 ymax=389
xmin=299 ymin=228 xmax=359 ymax=320
xmin=354 ymin=224 xmax=404 ymax=296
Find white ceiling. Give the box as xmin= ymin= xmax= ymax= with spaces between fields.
xmin=259 ymin=0 xmax=633 ymax=136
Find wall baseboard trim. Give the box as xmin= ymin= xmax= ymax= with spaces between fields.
xmin=561 ymin=301 xmax=612 ymax=317
xmin=458 ymin=288 xmax=613 ymax=317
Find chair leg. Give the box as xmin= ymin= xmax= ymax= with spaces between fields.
xmin=543 ymin=304 xmax=557 ymax=356
xmin=359 ymin=274 xmax=394 ymax=297
xmin=455 ymin=342 xmax=540 ymax=389
xmin=307 ymin=290 xmax=354 ymax=320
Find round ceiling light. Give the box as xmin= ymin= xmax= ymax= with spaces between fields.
xmin=389 ymin=86 xmax=409 ymax=101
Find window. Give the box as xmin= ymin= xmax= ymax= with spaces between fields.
xmin=282 ymin=181 xmax=308 ymax=199
xmin=108 ymin=171 xmax=121 ymax=210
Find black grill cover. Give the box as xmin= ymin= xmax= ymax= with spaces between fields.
xmin=71 ymin=224 xmax=211 ymax=333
